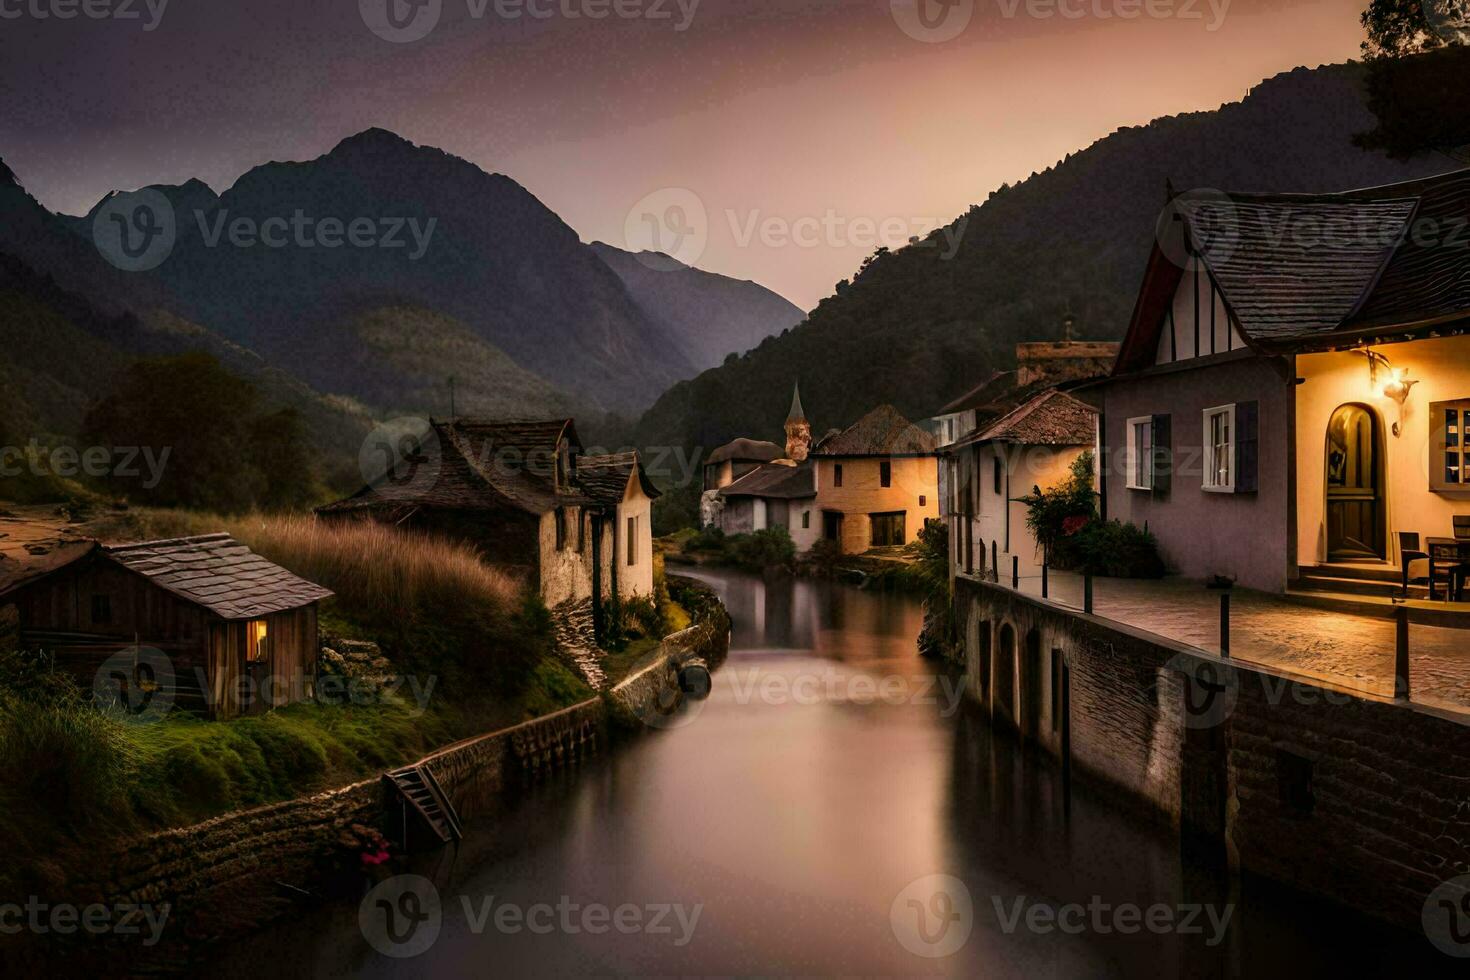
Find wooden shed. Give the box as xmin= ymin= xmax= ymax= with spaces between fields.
xmin=1 ymin=533 xmax=333 ymax=720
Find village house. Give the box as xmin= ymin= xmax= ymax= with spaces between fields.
xmin=0 ymin=532 xmax=332 ymax=719
xmin=945 ymin=387 xmax=1099 ymax=580
xmin=317 ymin=418 xmax=657 ymax=632
xmin=706 ymin=387 xmax=941 ymax=554
xmin=1095 ymin=169 xmax=1470 ymax=595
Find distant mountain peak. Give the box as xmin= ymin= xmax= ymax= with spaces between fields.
xmin=331 ymin=127 xmax=418 ymax=155
xmin=590 ymin=242 xmax=688 ymax=273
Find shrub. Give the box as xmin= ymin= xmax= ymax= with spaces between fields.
xmin=0 ymin=694 xmax=137 ymax=829
xmin=1055 ymin=519 xmax=1165 ymax=579
xmin=1020 ymin=452 xmax=1097 ymax=562
xmin=726 ymin=526 xmax=796 ymax=571
xmin=687 ymin=524 xmax=726 ymax=552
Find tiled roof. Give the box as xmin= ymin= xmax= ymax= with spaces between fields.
xmin=938 ymin=371 xmax=1016 ymax=415
xmin=578 ymin=452 xmax=662 ymax=505
xmin=813 ymin=405 xmax=938 ymax=457
xmin=104 ymin=534 xmax=333 ymax=620
xmin=318 ymin=418 xmax=590 ymax=517
xmin=707 ymin=438 xmax=784 ymax=466
xmin=954 ymin=389 xmax=1097 ymax=449
xmin=718 ymin=461 xmax=816 ymax=499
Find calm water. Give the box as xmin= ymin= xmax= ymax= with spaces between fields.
xmin=208 ymin=569 xmax=1439 ymax=978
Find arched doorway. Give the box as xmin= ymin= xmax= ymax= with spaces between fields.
xmin=1325 ymin=404 xmax=1385 ymax=561
xmin=994 ymin=624 xmax=1017 ymax=730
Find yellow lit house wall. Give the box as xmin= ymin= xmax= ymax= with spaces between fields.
xmin=617 ymin=474 xmax=655 ymax=598
xmin=812 ymin=456 xmax=940 ymax=555
xmin=970 ymin=443 xmax=1087 ymax=577
xmin=1296 ymin=335 xmax=1470 ymax=568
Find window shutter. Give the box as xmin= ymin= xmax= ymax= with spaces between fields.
xmin=1151 ymin=414 xmax=1172 ymax=496
xmin=1236 ymin=400 xmax=1259 ymax=493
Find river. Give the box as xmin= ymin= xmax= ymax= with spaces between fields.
xmin=210 ymin=568 xmax=1439 ymax=977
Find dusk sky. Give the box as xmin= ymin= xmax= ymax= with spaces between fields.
xmin=1 ymin=0 xmax=1368 ymax=309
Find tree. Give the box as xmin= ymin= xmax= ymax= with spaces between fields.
xmin=1361 ymin=0 xmax=1467 ymax=60
xmin=249 ymin=408 xmax=317 ymax=510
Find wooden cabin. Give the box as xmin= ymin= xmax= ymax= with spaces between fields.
xmin=0 ymin=533 xmax=332 ymax=719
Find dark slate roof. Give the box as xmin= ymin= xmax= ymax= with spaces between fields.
xmin=318 ymin=418 xmax=589 ymax=517
xmin=953 ymin=389 xmax=1097 ymax=449
xmin=718 ymin=461 xmax=816 ymax=499
xmin=707 ymin=438 xmax=784 ymax=466
xmin=104 ymin=534 xmax=333 ymax=620
xmin=938 ymin=371 xmax=1016 ymax=415
xmin=813 ymin=405 xmax=938 ymax=457
xmin=1117 ymin=169 xmax=1470 ymax=372
xmin=578 ymin=452 xmax=662 ymax=505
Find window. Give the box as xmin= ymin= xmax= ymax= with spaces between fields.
xmin=1126 ymin=416 xmax=1154 ymax=490
xmin=992 ymin=455 xmax=1002 ymax=494
xmin=823 ymin=511 xmax=843 ymax=542
xmin=801 ymin=511 xmax=810 ymax=529
xmin=627 ymin=516 xmax=638 ymax=566
xmin=91 ymin=594 xmax=112 ymax=625
xmin=1202 ymin=404 xmax=1236 ymax=492
xmin=247 ymin=620 xmax=270 ymax=663
xmin=880 ymin=460 xmax=892 ymax=487
xmin=870 ymin=511 xmax=906 ymax=547
xmin=1432 ymin=400 xmax=1470 ymax=491
xmin=834 ymin=463 xmax=843 ymax=488
xmin=919 ymin=495 xmax=926 ymax=507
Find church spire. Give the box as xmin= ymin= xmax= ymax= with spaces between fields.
xmin=784 ymin=382 xmax=811 ymax=462
xmin=787 ymin=382 xmax=807 ymax=424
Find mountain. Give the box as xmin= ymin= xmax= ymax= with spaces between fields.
xmin=589 ymin=242 xmax=805 ymax=370
xmin=70 ymin=129 xmax=697 ymax=414
xmin=633 ymin=62 xmax=1464 ymax=457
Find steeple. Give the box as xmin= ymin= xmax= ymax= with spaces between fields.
xmin=784 ymin=382 xmax=811 ymax=462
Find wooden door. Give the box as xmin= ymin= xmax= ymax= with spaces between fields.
xmin=1326 ymin=404 xmax=1384 ymax=561
xmin=870 ymin=512 xmax=906 ymax=547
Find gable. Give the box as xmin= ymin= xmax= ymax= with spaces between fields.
xmin=1154 ymin=263 xmax=1248 ymax=365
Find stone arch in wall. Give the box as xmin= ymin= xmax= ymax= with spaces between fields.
xmin=1021 ymin=627 xmax=1044 ymax=740
xmin=994 ymin=622 xmax=1018 ymax=730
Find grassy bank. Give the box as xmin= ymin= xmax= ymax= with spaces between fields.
xmin=0 ymin=510 xmax=594 ymax=893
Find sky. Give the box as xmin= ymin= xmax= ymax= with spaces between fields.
xmin=0 ymin=0 xmax=1370 ymax=310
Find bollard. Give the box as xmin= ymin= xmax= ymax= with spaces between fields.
xmin=1219 ymin=592 xmax=1231 ymax=658
xmin=1042 ymin=562 xmax=1049 ymax=599
xmin=1084 ymin=573 xmax=1094 ymax=614
xmin=1395 ymin=605 xmax=1410 ymax=700
xmin=1012 ymin=555 xmax=1019 ymax=589
xmin=991 ymin=541 xmax=998 ymax=581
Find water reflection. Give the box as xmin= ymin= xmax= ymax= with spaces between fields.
xmin=205 ymin=569 xmax=1443 ymax=978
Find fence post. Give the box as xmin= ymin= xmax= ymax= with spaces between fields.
xmin=1042 ymin=562 xmax=1049 ymax=599
xmin=991 ymin=541 xmax=998 ymax=581
xmin=1395 ymin=605 xmax=1410 ymax=700
xmin=1219 ymin=592 xmax=1231 ymax=658
xmin=1084 ymin=573 xmax=1093 ymax=615
xmin=1012 ymin=555 xmax=1019 ymax=589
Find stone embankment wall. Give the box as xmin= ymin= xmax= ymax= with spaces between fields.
xmin=951 ymin=575 xmax=1470 ymax=933
xmin=63 ymin=585 xmax=730 ymax=952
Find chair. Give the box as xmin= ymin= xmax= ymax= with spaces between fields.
xmin=1399 ymin=532 xmax=1430 ymax=598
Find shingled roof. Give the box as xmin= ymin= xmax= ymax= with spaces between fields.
xmin=1117 ymin=169 xmax=1470 ymax=372
xmin=318 ymin=418 xmax=590 ymax=517
xmin=938 ymin=371 xmax=1017 ymax=415
xmin=718 ymin=461 xmax=816 ymax=500
xmin=814 ymin=405 xmax=938 ymax=457
xmin=952 ymin=389 xmax=1096 ymax=449
xmin=104 ymin=534 xmax=333 ymax=620
xmin=578 ymin=452 xmax=662 ymax=505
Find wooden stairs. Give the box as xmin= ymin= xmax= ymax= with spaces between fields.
xmin=384 ymin=764 xmax=463 ymax=847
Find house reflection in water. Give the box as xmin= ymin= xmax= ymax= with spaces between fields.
xmin=709 ymin=571 xmax=923 ymax=663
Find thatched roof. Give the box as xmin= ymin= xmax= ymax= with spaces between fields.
xmin=813 ymin=405 xmax=937 ymax=457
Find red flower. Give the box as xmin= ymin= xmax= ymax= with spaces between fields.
xmin=1062 ymin=516 xmax=1090 ymax=536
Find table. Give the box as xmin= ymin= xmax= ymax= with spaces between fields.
xmin=1425 ymin=537 xmax=1470 ymax=601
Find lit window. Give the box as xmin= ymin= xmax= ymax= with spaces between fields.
xmin=1432 ymin=400 xmax=1470 ymax=491
xmin=247 ymin=620 xmax=270 ymax=663
xmin=1126 ymin=417 xmax=1154 ymax=490
xmin=1203 ymin=404 xmax=1236 ymax=492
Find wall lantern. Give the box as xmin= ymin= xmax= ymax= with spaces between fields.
xmin=1356 ymin=347 xmax=1417 ymax=436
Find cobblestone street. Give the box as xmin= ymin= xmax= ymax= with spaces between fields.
xmin=993 ymin=571 xmax=1470 ymax=714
